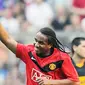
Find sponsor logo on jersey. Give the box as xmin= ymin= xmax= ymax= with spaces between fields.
xmin=31 ymin=68 xmax=52 ymax=82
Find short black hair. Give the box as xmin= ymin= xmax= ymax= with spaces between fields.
xmin=39 ymin=27 xmax=65 ymax=52
xmin=71 ymin=37 xmax=85 ymax=54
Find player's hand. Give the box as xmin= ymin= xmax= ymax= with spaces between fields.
xmin=36 ymin=77 xmax=51 ymax=85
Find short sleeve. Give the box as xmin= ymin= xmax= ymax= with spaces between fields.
xmin=61 ymin=54 xmax=79 ymax=82
xmin=16 ymin=43 xmax=32 ymax=63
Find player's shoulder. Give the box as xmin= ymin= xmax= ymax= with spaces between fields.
xmin=26 ymin=44 xmax=34 ymax=51
xmin=59 ymin=51 xmax=71 ymax=60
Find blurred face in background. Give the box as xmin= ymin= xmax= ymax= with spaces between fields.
xmin=70 ymin=14 xmax=80 ymax=26
xmin=73 ymin=40 xmax=85 ymax=58
xmin=56 ymin=5 xmax=66 ymax=17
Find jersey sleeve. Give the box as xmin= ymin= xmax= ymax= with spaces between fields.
xmin=61 ymin=54 xmax=79 ymax=82
xmin=16 ymin=43 xmax=31 ymax=63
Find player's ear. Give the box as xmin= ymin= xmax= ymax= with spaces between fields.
xmin=48 ymin=44 xmax=53 ymax=49
xmin=73 ymin=45 xmax=77 ymax=52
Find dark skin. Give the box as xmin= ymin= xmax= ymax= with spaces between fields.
xmin=34 ymin=32 xmax=52 ymax=57
xmin=0 ymin=24 xmax=80 ymax=85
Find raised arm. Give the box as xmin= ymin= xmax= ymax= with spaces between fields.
xmin=0 ymin=23 xmax=17 ymax=54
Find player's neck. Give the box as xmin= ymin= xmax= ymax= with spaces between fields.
xmin=72 ymin=54 xmax=85 ymax=64
xmin=38 ymin=48 xmax=54 ymax=58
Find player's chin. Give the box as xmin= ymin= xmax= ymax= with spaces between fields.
xmin=35 ymin=48 xmax=40 ymax=54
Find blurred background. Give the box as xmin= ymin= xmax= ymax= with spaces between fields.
xmin=0 ymin=0 xmax=85 ymax=85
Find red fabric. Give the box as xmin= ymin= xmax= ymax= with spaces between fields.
xmin=16 ymin=43 xmax=79 ymax=85
xmin=73 ymin=0 xmax=85 ymax=8
xmin=73 ymin=0 xmax=85 ymax=19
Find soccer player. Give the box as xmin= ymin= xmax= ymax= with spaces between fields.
xmin=71 ymin=37 xmax=85 ymax=85
xmin=0 ymin=24 xmax=80 ymax=85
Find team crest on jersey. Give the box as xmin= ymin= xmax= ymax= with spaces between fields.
xmin=31 ymin=68 xmax=52 ymax=82
xmin=49 ymin=63 xmax=56 ymax=70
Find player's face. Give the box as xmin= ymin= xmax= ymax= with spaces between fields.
xmin=75 ymin=40 xmax=85 ymax=58
xmin=34 ymin=32 xmax=52 ymax=56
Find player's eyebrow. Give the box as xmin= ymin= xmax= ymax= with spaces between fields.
xmin=34 ymin=38 xmax=45 ymax=44
xmin=34 ymin=38 xmax=42 ymax=42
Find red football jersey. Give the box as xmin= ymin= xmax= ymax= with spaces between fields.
xmin=16 ymin=43 xmax=79 ymax=85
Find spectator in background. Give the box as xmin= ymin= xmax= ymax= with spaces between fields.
xmin=13 ymin=0 xmax=25 ymax=17
xmin=46 ymin=0 xmax=72 ymax=11
xmin=25 ymin=0 xmax=54 ymax=31
xmin=51 ymin=5 xmax=70 ymax=31
xmin=5 ymin=60 xmax=25 ymax=85
xmin=64 ymin=13 xmax=81 ymax=31
xmin=0 ymin=8 xmax=20 ymax=36
xmin=72 ymin=0 xmax=85 ymax=20
xmin=71 ymin=37 xmax=85 ymax=85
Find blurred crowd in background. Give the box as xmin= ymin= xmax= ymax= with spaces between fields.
xmin=0 ymin=0 xmax=85 ymax=85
